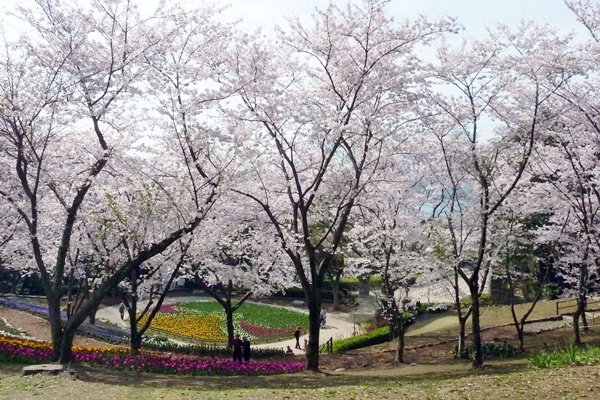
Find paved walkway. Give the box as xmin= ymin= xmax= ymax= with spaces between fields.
xmin=95 ymin=295 xmax=379 ymax=355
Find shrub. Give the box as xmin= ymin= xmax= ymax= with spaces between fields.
xmin=452 ymin=341 xmax=518 ymax=359
xmin=331 ymin=326 xmax=390 ymax=353
xmin=530 ymin=344 xmax=600 ymax=369
xmin=460 ymin=293 xmax=493 ymax=308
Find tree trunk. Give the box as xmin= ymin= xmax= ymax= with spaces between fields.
xmin=131 ymin=333 xmax=143 ymax=353
xmin=129 ymin=299 xmax=141 ymax=353
xmin=517 ymin=322 xmax=525 ymax=352
xmin=573 ymin=303 xmax=584 ymax=346
xmin=395 ymin=320 xmax=406 ymax=363
xmin=332 ymin=270 xmax=342 ymax=310
xmin=88 ymin=308 xmax=97 ymax=325
xmin=47 ymin=292 xmax=64 ymax=362
xmin=226 ymin=305 xmax=235 ymax=347
xmin=58 ymin=326 xmax=77 ymax=364
xmin=457 ymin=316 xmax=467 ymax=355
xmin=305 ymin=300 xmax=322 ymax=372
xmin=470 ymin=286 xmax=483 ymax=367
xmin=580 ymin=295 xmax=589 ymax=332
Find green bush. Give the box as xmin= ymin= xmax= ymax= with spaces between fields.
xmin=331 ymin=326 xmax=390 ymax=353
xmin=452 ymin=341 xmax=518 ymax=359
xmin=460 ymin=293 xmax=493 ymax=308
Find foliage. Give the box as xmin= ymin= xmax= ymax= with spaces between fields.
xmin=331 ymin=326 xmax=391 ymax=353
xmin=452 ymin=341 xmax=519 ymax=359
xmin=459 ymin=293 xmax=493 ymax=308
xmin=415 ymin=302 xmax=451 ymax=314
xmin=530 ymin=343 xmax=600 ymax=369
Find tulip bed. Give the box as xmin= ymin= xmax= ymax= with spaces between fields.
xmin=140 ymin=301 xmax=309 ymax=343
xmin=0 ymin=334 xmax=305 ymax=376
xmin=139 ymin=314 xmax=228 ymax=341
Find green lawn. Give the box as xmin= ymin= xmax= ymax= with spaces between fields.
xmin=1 ymin=359 xmax=599 ymax=399
xmin=177 ymin=301 xmax=309 ymax=328
xmin=2 ymin=298 xmax=599 ymax=399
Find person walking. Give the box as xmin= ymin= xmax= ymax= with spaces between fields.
xmin=294 ymin=327 xmax=301 ymax=349
xmin=242 ymin=336 xmax=251 ymax=362
xmin=320 ymin=307 xmax=327 ymax=328
xmin=232 ymin=334 xmax=243 ymax=363
xmin=119 ymin=302 xmax=125 ymax=320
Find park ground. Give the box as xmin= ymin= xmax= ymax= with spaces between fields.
xmin=1 ymin=297 xmax=600 ymax=399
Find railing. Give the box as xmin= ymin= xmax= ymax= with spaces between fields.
xmin=320 ymin=337 xmax=333 ymax=353
xmin=556 ymin=298 xmax=600 ymax=315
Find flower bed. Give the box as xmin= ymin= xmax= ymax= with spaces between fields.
xmin=139 ymin=314 xmax=227 ymax=341
xmin=142 ymin=301 xmax=308 ymax=343
xmin=157 ymin=303 xmax=181 ymax=314
xmin=238 ymin=321 xmax=296 ymax=339
xmin=0 ymin=334 xmax=304 ymax=376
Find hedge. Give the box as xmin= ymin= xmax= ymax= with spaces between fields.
xmin=331 ymin=326 xmax=390 ymax=352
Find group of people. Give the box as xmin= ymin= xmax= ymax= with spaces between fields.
xmin=231 ymin=334 xmax=251 ymax=363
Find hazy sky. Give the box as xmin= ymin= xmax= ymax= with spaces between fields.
xmin=0 ymin=0 xmax=587 ymax=40
xmin=227 ymin=0 xmax=586 ymax=37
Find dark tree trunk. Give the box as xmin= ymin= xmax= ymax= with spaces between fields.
xmin=88 ymin=307 xmax=97 ymax=325
xmin=58 ymin=328 xmax=76 ymax=364
xmin=457 ymin=316 xmax=468 ymax=354
xmin=47 ymin=292 xmax=64 ymax=362
xmin=131 ymin=332 xmax=143 ymax=353
xmin=516 ymin=322 xmax=525 ymax=351
xmin=305 ymin=298 xmax=322 ymax=371
xmin=332 ymin=274 xmax=341 ymax=311
xmin=225 ymin=305 xmax=234 ymax=347
xmin=331 ymin=267 xmax=343 ymax=311
xmin=573 ymin=301 xmax=584 ymax=346
xmin=129 ymin=298 xmax=141 ymax=353
xmin=395 ymin=320 xmax=406 ymax=363
xmin=470 ymin=284 xmax=483 ymax=367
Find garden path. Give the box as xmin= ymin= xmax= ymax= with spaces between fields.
xmin=95 ymin=294 xmax=379 ymax=355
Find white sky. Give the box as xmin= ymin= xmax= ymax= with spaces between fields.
xmin=227 ymin=0 xmax=586 ymax=37
xmin=0 ymin=0 xmax=586 ymax=40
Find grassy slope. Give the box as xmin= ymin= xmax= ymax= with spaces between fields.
xmin=1 ymin=361 xmax=599 ymax=400
xmin=2 ymin=298 xmax=598 ymax=399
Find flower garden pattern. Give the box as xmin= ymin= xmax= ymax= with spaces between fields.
xmin=0 ymin=334 xmax=305 ymax=376
xmin=140 ymin=301 xmax=309 ymax=343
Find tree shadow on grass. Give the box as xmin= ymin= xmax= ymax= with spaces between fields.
xmin=59 ymin=357 xmax=532 ymax=393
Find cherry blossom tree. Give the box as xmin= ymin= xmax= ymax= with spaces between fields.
xmin=0 ymin=0 xmax=225 ymax=363
xmin=226 ymin=0 xmax=457 ymax=371
xmin=421 ymin=22 xmax=574 ymax=366
xmin=347 ymin=170 xmax=429 ymax=363
xmin=517 ymin=0 xmax=600 ymax=345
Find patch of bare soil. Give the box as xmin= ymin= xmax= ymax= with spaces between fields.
xmin=317 ymin=323 xmax=600 ymax=371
